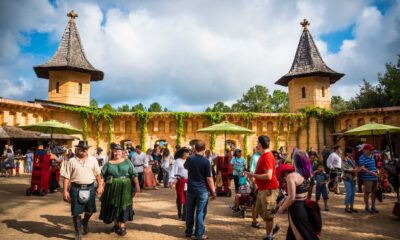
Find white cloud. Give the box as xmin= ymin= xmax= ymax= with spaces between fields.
xmin=0 ymin=0 xmax=399 ymax=110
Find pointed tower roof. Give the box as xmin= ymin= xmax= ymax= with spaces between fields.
xmin=275 ymin=19 xmax=344 ymax=86
xmin=34 ymin=10 xmax=104 ymax=81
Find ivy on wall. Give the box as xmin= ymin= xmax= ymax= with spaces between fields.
xmin=238 ymin=112 xmax=255 ymax=157
xmin=203 ymin=112 xmax=226 ymax=151
xmin=134 ymin=111 xmax=148 ymax=150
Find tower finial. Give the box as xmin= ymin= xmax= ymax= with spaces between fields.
xmin=300 ymin=19 xmax=310 ymax=31
xmin=67 ymin=10 xmax=78 ymax=23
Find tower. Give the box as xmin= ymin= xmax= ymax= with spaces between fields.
xmin=275 ymin=19 xmax=344 ymax=112
xmin=34 ymin=10 xmax=104 ymax=106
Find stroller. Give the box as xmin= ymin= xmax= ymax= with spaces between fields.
xmin=237 ymin=175 xmax=255 ymax=218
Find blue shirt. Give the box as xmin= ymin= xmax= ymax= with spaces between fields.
xmin=26 ymin=152 xmax=33 ymax=162
xmin=315 ymin=172 xmax=328 ymax=185
xmin=230 ymin=157 xmax=246 ymax=176
xmin=358 ymin=154 xmax=378 ymax=181
xmin=184 ymin=154 xmax=212 ymax=195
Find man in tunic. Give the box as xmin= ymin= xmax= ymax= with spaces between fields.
xmin=133 ymin=145 xmax=146 ymax=189
xmin=63 ymin=141 xmax=103 ymax=240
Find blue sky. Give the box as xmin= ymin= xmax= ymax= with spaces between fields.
xmin=1 ymin=0 xmax=399 ymax=111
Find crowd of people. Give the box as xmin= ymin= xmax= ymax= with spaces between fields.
xmin=1 ymin=136 xmax=398 ymax=240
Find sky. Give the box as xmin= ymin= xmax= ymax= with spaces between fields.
xmin=0 ymin=0 xmax=399 ymax=112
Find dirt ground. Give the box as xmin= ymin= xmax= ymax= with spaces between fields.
xmin=0 ymin=175 xmax=399 ymax=240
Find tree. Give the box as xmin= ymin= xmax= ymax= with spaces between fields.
xmin=102 ymin=103 xmax=114 ymax=111
xmin=90 ymin=99 xmax=98 ymax=108
xmin=378 ymin=55 xmax=400 ymax=106
xmin=148 ymin=102 xmax=163 ymax=112
xmin=205 ymin=101 xmax=231 ymax=112
xmin=117 ymin=104 xmax=130 ymax=112
xmin=348 ymin=80 xmax=388 ymax=109
xmin=234 ymin=85 xmax=272 ymax=112
xmin=131 ymin=103 xmax=145 ymax=112
xmin=331 ymin=96 xmax=349 ymax=112
xmin=270 ymin=90 xmax=288 ymax=113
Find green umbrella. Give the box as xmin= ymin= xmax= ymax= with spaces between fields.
xmin=20 ymin=119 xmax=82 ymax=143
xmin=197 ymin=121 xmax=254 ymax=150
xmin=344 ymin=122 xmax=400 ymax=136
xmin=344 ymin=122 xmax=400 ymax=160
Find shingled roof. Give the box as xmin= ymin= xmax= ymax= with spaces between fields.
xmin=275 ymin=19 xmax=344 ymax=86
xmin=34 ymin=10 xmax=104 ymax=81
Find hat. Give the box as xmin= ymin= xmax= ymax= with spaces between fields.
xmin=113 ymin=144 xmax=124 ymax=150
xmin=363 ymin=144 xmax=374 ymax=151
xmin=74 ymin=140 xmax=91 ymax=149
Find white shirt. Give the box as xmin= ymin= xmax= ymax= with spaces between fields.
xmin=169 ymin=158 xmax=188 ymax=182
xmin=162 ymin=154 xmax=174 ymax=171
xmin=132 ymin=152 xmax=146 ymax=173
xmin=63 ymin=156 xmax=100 ymax=184
xmin=327 ymin=152 xmax=342 ymax=169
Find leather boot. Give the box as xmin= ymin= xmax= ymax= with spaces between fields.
xmin=176 ymin=197 xmax=182 ymax=219
xmin=72 ymin=216 xmax=82 ymax=240
xmin=81 ymin=213 xmax=92 ymax=235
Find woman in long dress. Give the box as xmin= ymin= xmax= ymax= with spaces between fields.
xmin=144 ymin=148 xmax=157 ymax=189
xmin=99 ymin=144 xmax=140 ymax=236
xmin=278 ymin=150 xmax=319 ymax=240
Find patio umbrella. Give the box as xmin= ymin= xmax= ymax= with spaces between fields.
xmin=344 ymin=122 xmax=400 ymax=159
xmin=344 ymin=122 xmax=400 ymax=136
xmin=20 ymin=119 xmax=82 ymax=144
xmin=197 ymin=121 xmax=254 ymax=150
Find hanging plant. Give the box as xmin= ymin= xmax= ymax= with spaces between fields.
xmin=203 ymin=112 xmax=225 ymax=152
xmin=238 ymin=112 xmax=255 ymax=157
xmin=135 ymin=111 xmax=148 ymax=150
xmin=174 ymin=112 xmax=192 ymax=146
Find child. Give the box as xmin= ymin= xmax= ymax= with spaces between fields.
xmin=230 ymin=149 xmax=246 ymax=193
xmin=314 ymin=164 xmax=329 ymax=211
xmin=15 ymin=160 xmax=20 ymax=176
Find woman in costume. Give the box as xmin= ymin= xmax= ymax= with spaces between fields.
xmin=99 ymin=144 xmax=140 ymax=236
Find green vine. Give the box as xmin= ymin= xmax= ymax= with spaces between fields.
xmin=134 ymin=111 xmax=148 ymax=150
xmin=238 ymin=112 xmax=255 ymax=157
xmin=173 ymin=112 xmax=193 ymax=147
xmin=203 ymin=112 xmax=226 ymax=151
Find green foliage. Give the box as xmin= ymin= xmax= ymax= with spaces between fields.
xmin=203 ymin=112 xmax=226 ymax=151
xmin=270 ymin=90 xmax=289 ymax=112
xmin=206 ymin=102 xmax=231 ymax=112
xmin=174 ymin=112 xmax=193 ymax=146
xmin=117 ymin=104 xmax=130 ymax=112
xmin=102 ymin=103 xmax=114 ymax=111
xmin=90 ymin=99 xmax=98 ymax=108
xmin=134 ymin=111 xmax=149 ymax=149
xmin=148 ymin=102 xmax=163 ymax=112
xmin=379 ymin=55 xmax=400 ymax=106
xmin=348 ymin=80 xmax=388 ymax=109
xmin=331 ymin=96 xmax=350 ymax=112
xmin=131 ymin=103 xmax=145 ymax=112
xmin=205 ymin=85 xmax=289 ymax=113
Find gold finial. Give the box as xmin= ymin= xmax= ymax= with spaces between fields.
xmin=67 ymin=10 xmax=78 ymax=23
xmin=300 ymin=18 xmax=310 ymax=31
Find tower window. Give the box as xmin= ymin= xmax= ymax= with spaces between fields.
xmin=78 ymin=83 xmax=83 ymax=94
xmin=322 ymin=86 xmax=326 ymax=97
xmin=56 ymin=82 xmax=60 ymax=93
xmin=301 ymin=87 xmax=306 ymax=98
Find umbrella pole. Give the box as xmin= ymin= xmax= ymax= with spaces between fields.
xmin=387 ymin=131 xmax=394 ymax=160
xmin=225 ymin=130 xmax=227 ymax=150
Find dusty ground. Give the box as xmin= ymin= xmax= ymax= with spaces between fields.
xmin=0 ymin=175 xmax=399 ymax=240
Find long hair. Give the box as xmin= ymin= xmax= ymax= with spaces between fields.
xmin=292 ymin=150 xmax=312 ymax=179
xmin=174 ymin=147 xmax=190 ymax=159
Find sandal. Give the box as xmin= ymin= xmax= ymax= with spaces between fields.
xmin=251 ymin=222 xmax=261 ymax=228
xmin=345 ymin=208 xmax=352 ymax=213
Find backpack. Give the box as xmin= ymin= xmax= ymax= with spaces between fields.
xmin=305 ymin=199 xmax=322 ymax=235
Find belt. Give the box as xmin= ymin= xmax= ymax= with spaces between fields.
xmin=134 ymin=164 xmax=144 ymax=167
xmin=71 ymin=182 xmax=94 ymax=189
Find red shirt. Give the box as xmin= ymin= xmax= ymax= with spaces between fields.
xmin=255 ymin=151 xmax=279 ymax=190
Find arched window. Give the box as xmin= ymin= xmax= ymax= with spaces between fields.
xmin=370 ymin=118 xmax=378 ymax=123
xmin=192 ymin=121 xmax=198 ymax=133
xmin=169 ymin=121 xmax=177 ymax=133
xmin=267 ymin=121 xmax=273 ymax=132
xmin=322 ymin=87 xmax=326 ymax=98
xmin=383 ymin=116 xmax=391 ymax=125
xmin=21 ymin=113 xmax=28 ymax=125
xmin=136 ymin=121 xmax=141 ymax=133
xmin=257 ymin=121 xmax=263 ymax=133
xmin=102 ymin=121 xmax=108 ymax=133
xmin=56 ymin=82 xmax=60 ymax=93
xmin=78 ymin=83 xmax=83 ymax=94
xmin=125 ymin=121 xmax=132 ymax=133
xmin=357 ymin=118 xmax=365 ymax=127
xmin=159 ymin=121 xmax=165 ymax=133
xmin=33 ymin=114 xmax=39 ymax=123
xmin=345 ymin=119 xmax=352 ymax=129
xmin=147 ymin=121 xmax=154 ymax=134
xmin=114 ymin=120 xmax=120 ymax=132
xmin=302 ymin=87 xmax=306 ymax=98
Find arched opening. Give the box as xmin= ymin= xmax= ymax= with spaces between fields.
xmin=9 ymin=112 xmax=17 ymax=126
xmin=345 ymin=119 xmax=352 ymax=129
xmin=383 ymin=116 xmax=391 ymax=125
xmin=183 ymin=121 xmax=188 ymax=133
xmin=136 ymin=121 xmax=141 ymax=133
xmin=114 ymin=120 xmax=120 ymax=132
xmin=147 ymin=121 xmax=154 ymax=134
xmin=169 ymin=121 xmax=177 ymax=133
xmin=267 ymin=121 xmax=273 ymax=133
xmin=102 ymin=121 xmax=108 ymax=133
xmin=322 ymin=86 xmax=326 ymax=98
xmin=357 ymin=118 xmax=365 ymax=127
xmin=257 ymin=121 xmax=263 ymax=133
xmin=78 ymin=83 xmax=83 ymax=94
xmin=370 ymin=117 xmax=378 ymax=123
xmin=125 ymin=120 xmax=132 ymax=133
xmin=21 ymin=113 xmax=28 ymax=125
xmin=301 ymin=87 xmax=306 ymax=98
xmin=192 ymin=121 xmax=198 ymax=133
xmin=33 ymin=114 xmax=39 ymax=124
xmin=159 ymin=121 xmax=165 ymax=133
